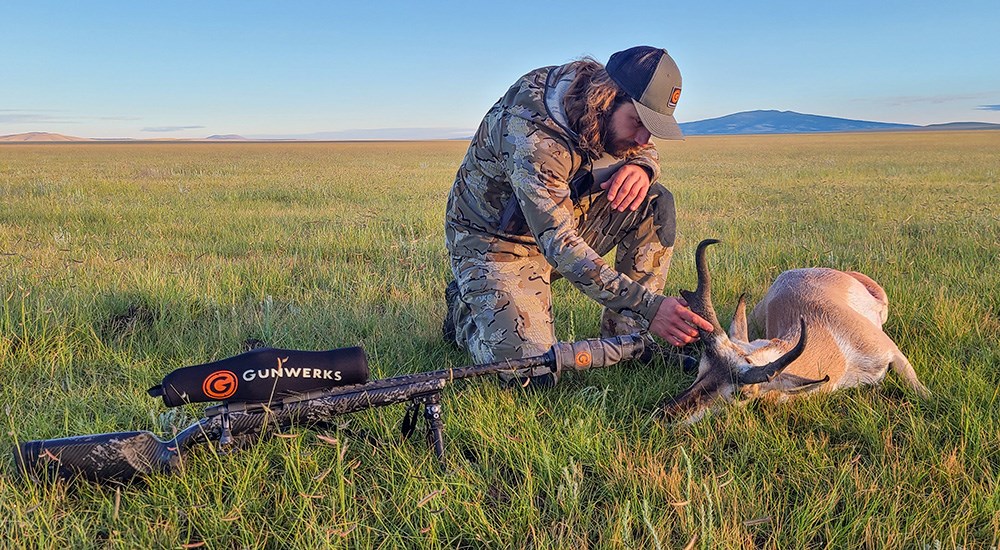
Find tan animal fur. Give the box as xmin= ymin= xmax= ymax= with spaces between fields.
xmin=660 ymin=240 xmax=929 ymax=422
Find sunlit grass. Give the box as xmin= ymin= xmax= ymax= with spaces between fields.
xmin=2 ymin=133 xmax=998 ymax=548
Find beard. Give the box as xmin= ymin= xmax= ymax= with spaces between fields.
xmin=601 ymin=125 xmax=645 ymax=159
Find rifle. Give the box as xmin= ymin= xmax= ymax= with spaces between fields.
xmin=14 ymin=334 xmax=649 ymax=483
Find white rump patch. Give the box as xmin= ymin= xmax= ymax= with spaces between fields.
xmin=846 ymin=282 xmax=888 ymax=327
xmin=831 ymin=330 xmax=887 ymax=387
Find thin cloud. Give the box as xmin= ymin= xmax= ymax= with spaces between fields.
xmin=0 ymin=111 xmax=78 ymax=124
xmin=977 ymin=104 xmax=1000 ymax=111
xmin=142 ymin=125 xmax=205 ymax=133
xmin=884 ymin=93 xmax=987 ymax=106
xmin=1 ymin=109 xmax=138 ymax=124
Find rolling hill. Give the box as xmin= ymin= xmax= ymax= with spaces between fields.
xmin=679 ymin=110 xmax=1000 ymax=135
xmin=0 ymin=132 xmax=93 ymax=142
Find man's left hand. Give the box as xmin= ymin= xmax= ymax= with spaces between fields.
xmin=600 ymin=164 xmax=651 ymax=212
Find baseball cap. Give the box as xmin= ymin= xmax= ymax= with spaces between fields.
xmin=606 ymin=46 xmax=684 ymax=140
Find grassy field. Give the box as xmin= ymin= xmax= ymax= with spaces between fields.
xmin=1 ymin=132 xmax=998 ymax=548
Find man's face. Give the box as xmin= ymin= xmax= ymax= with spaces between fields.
xmin=602 ymin=101 xmax=653 ymax=158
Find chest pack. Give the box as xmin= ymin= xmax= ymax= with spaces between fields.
xmin=147 ymin=346 xmax=370 ymax=407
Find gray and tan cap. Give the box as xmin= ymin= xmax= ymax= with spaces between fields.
xmin=606 ymin=46 xmax=684 ymax=140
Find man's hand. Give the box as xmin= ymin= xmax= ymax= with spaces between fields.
xmin=600 ymin=164 xmax=650 ymax=212
xmin=649 ymin=297 xmax=715 ymax=347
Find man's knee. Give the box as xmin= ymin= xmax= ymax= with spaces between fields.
xmin=649 ymin=184 xmax=676 ymax=248
xmin=449 ymin=257 xmax=555 ymax=363
xmin=462 ymin=294 xmax=554 ymax=363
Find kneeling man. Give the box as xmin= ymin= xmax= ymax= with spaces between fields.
xmin=443 ymin=46 xmax=712 ymax=385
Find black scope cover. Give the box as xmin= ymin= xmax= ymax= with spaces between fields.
xmin=148 ymin=346 xmax=370 ymax=407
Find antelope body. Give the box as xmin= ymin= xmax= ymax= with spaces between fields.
xmin=661 ymin=240 xmax=929 ymax=422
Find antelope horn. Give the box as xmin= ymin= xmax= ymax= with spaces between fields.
xmin=738 ymin=318 xmax=808 ymax=384
xmin=679 ymin=239 xmax=725 ymax=337
xmin=728 ymin=292 xmax=749 ymax=342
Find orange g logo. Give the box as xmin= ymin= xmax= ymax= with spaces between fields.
xmin=203 ymin=370 xmax=238 ymax=400
xmin=575 ymin=351 xmax=592 ymax=368
xmin=669 ymin=87 xmax=681 ymax=108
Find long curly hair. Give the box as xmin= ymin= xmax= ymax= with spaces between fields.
xmin=562 ymin=58 xmax=630 ymax=161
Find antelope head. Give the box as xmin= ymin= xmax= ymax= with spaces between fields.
xmin=658 ymin=239 xmax=819 ymax=422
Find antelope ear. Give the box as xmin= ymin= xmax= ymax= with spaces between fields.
xmin=728 ymin=292 xmax=749 ymax=343
xmin=768 ymin=373 xmax=830 ymax=394
xmin=738 ymin=319 xmax=807 ymax=385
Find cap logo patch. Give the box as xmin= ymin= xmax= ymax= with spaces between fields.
xmin=669 ymin=87 xmax=681 ymax=108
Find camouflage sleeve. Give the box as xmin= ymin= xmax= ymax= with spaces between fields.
xmin=500 ymin=116 xmax=664 ymax=328
xmin=624 ymin=145 xmax=661 ymax=183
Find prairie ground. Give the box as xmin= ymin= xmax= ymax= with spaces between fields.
xmin=1 ymin=132 xmax=998 ymax=548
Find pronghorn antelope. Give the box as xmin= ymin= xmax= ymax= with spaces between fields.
xmin=660 ymin=239 xmax=930 ymax=422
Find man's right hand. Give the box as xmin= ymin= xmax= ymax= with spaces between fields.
xmin=650 ymin=297 xmax=714 ymax=347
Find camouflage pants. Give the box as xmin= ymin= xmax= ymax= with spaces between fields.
xmin=447 ymin=184 xmax=676 ymax=366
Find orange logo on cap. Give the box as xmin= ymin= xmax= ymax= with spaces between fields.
xmin=669 ymin=87 xmax=681 ymax=108
xmin=575 ymin=351 xmax=592 ymax=368
xmin=203 ymin=370 xmax=238 ymax=400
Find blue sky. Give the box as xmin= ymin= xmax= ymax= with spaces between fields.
xmin=2 ymin=0 xmax=998 ymax=139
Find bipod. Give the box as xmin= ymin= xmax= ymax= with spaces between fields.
xmin=400 ymin=392 xmax=445 ymax=460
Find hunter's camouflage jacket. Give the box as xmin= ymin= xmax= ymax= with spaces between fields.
xmin=445 ymin=61 xmax=667 ymax=328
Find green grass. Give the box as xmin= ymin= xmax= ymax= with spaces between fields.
xmin=1 ymin=133 xmax=998 ymax=548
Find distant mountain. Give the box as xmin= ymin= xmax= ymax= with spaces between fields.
xmin=679 ymin=110 xmax=922 ymax=135
xmin=0 ymin=132 xmax=93 ymax=142
xmin=204 ymin=134 xmax=248 ymax=141
xmin=918 ymin=122 xmax=1000 ymax=131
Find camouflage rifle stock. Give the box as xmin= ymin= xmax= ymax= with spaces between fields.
xmin=14 ymin=333 xmax=649 ymax=483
